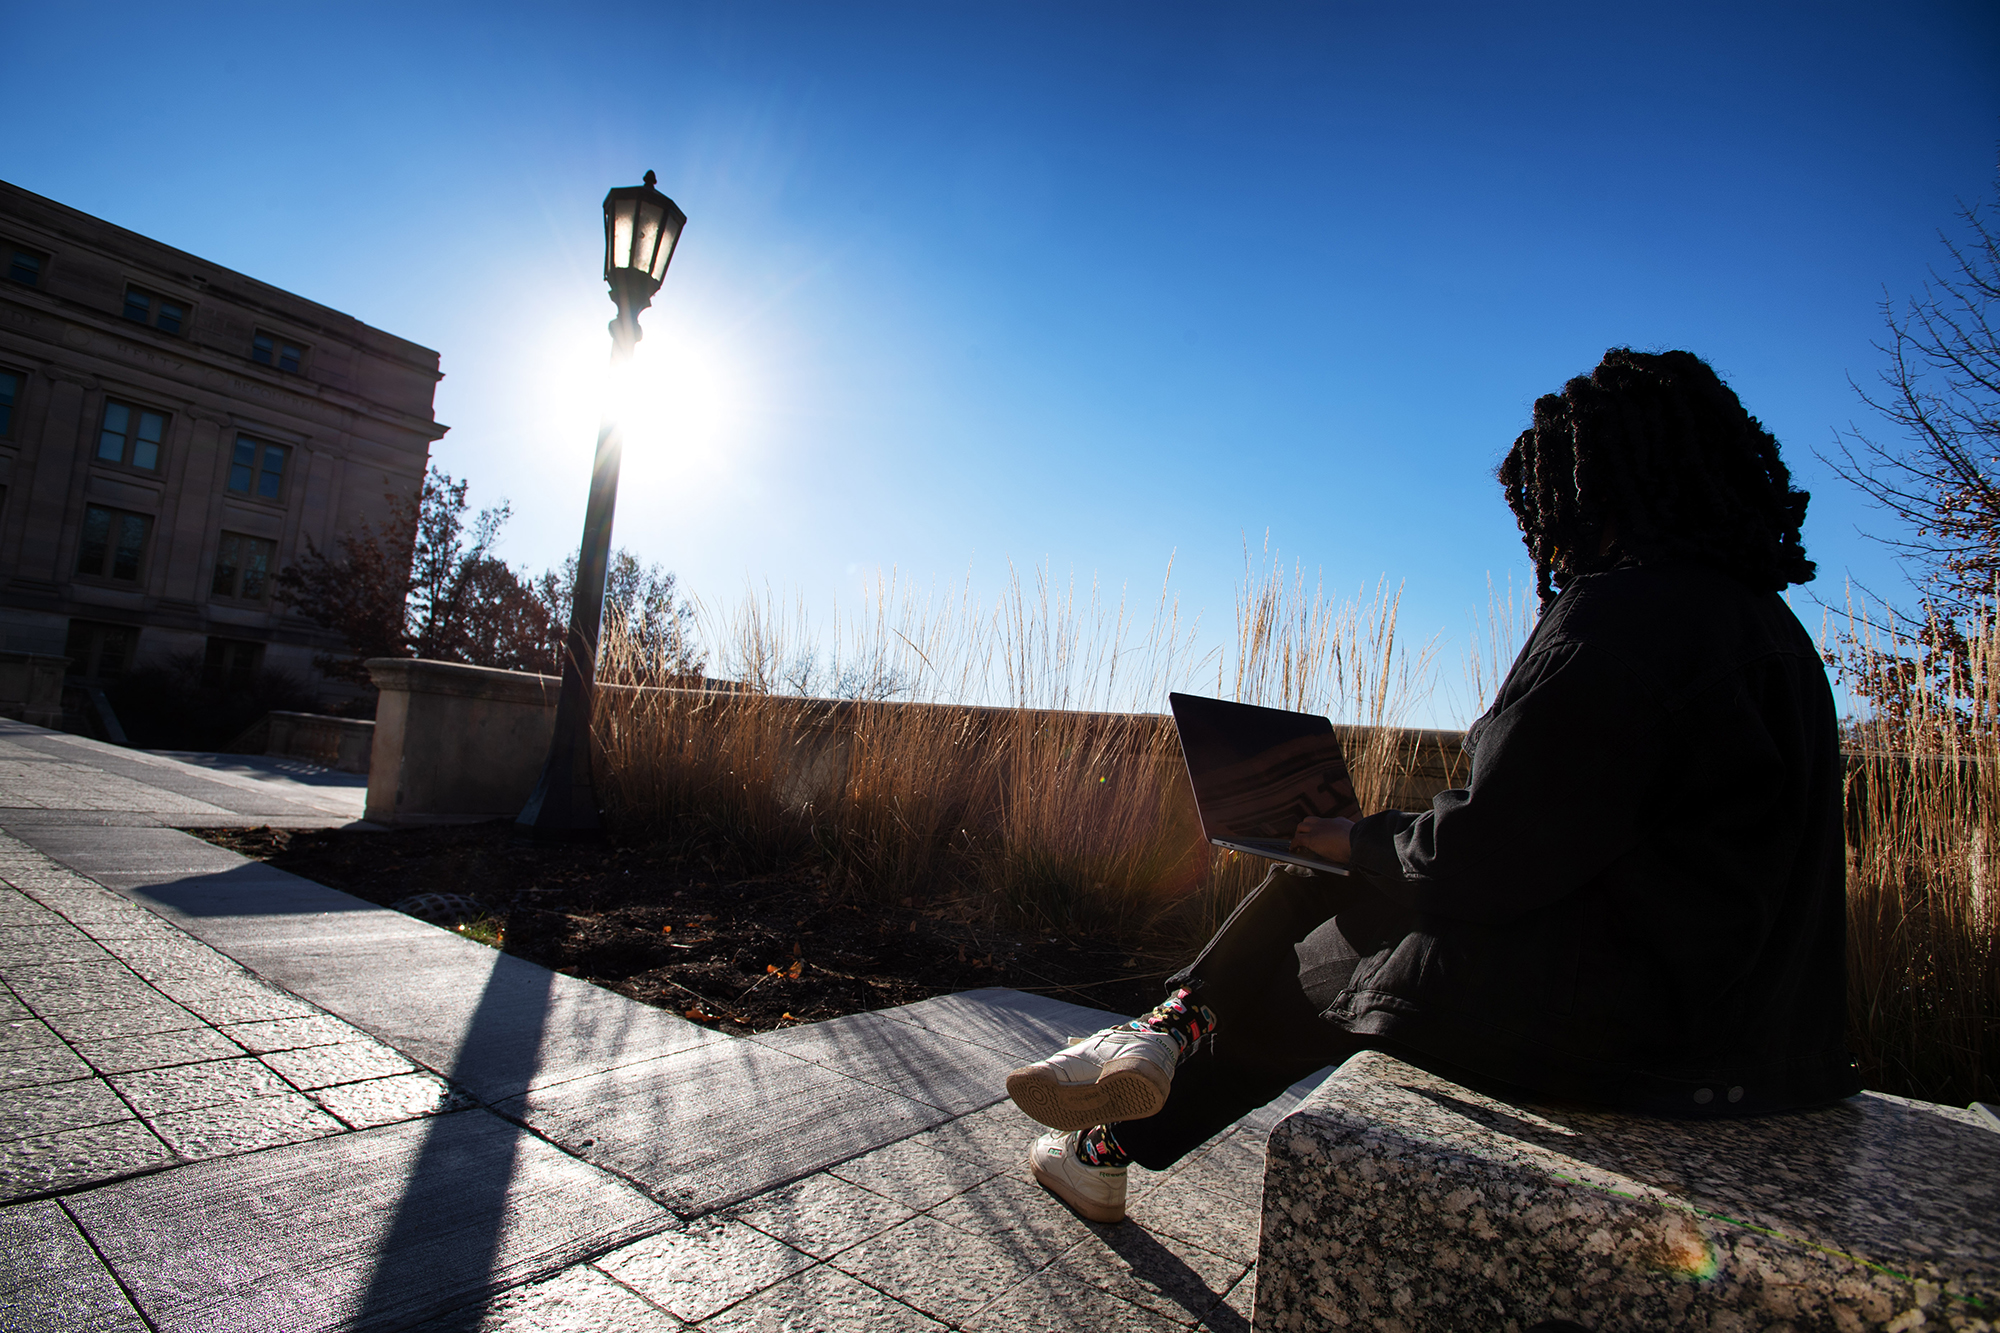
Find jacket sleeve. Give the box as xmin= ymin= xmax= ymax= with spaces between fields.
xmin=1346 ymin=639 xmax=1666 ymax=923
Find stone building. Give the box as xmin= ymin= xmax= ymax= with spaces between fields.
xmin=0 ymin=180 xmax=444 ymax=710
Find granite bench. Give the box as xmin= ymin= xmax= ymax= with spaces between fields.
xmin=1252 ymin=1051 xmax=2000 ymax=1332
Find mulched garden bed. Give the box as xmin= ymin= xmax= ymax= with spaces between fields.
xmin=190 ymin=822 xmax=1177 ymax=1035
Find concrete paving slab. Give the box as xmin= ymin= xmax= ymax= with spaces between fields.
xmin=0 ymin=725 xmax=359 ymax=825
xmin=408 ymin=1262 xmax=682 ymax=1332
xmin=594 ymin=1216 xmax=815 ymax=1322
xmin=71 ymin=1027 xmax=249 ymax=1076
xmin=724 ymin=1171 xmax=918 ymax=1260
xmin=928 ymin=1172 xmax=1104 ymax=1268
xmin=962 ymin=1266 xmax=1186 ymax=1333
xmin=0 ymin=935 xmax=116 ymax=966
xmin=875 ymin=987 xmax=1129 ymax=1060
xmin=10 ymin=827 xmax=255 ymax=874
xmin=0 ymin=1120 xmax=177 ymax=1203
xmin=41 ymin=999 xmax=208 ymax=1043
xmin=261 ymin=1038 xmax=417 ymax=1090
xmin=75 ymin=864 xmax=723 ymax=1102
xmin=500 ymin=1038 xmax=952 ymax=1216
xmin=1202 ymin=1270 xmax=1255 ymax=1333
xmin=148 ymin=976 xmax=323 ymax=1025
xmin=827 ymin=1135 xmax=999 ymax=1211
xmin=1162 ymin=1127 xmax=1268 ymax=1208
xmin=100 ymin=940 xmax=252 ymax=977
xmin=313 ymin=1072 xmax=473 ymax=1131
xmin=219 ymin=1013 xmax=371 ymax=1053
xmin=86 ymin=867 xmax=375 ymax=920
xmin=1047 ymin=1221 xmax=1247 ymax=1326
xmin=699 ymin=1264 xmax=947 ymax=1333
xmin=1121 ymin=1177 xmax=1262 ymax=1266
xmin=750 ymin=1008 xmax=1025 ymax=1115
xmin=0 ymin=1076 xmax=135 ymax=1144
xmin=0 ymin=919 xmax=95 ymax=945
xmin=145 ymin=1091 xmax=347 ymax=1160
xmin=0 ymin=1199 xmax=149 ymax=1332
xmin=5 ymin=968 xmax=163 ymax=1017
xmin=908 ymin=1096 xmax=1045 ymax=1174
xmin=109 ymin=1056 xmax=295 ymax=1117
xmin=1 ymin=1046 xmax=95 ymax=1094
xmin=66 ymin=1108 xmax=675 ymax=1333
xmin=828 ymin=1213 xmax=1044 ymax=1325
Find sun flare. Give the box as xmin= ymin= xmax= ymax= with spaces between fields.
xmin=531 ymin=312 xmax=755 ymax=486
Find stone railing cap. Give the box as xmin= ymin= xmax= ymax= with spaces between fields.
xmin=365 ymin=657 xmax=558 ymax=706
xmin=1276 ymin=1050 xmax=2000 ymax=1308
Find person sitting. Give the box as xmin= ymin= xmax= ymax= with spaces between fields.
xmin=1006 ymin=347 xmax=1859 ymax=1224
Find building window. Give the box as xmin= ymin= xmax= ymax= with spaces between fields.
xmin=76 ymin=505 xmax=152 ymax=582
xmin=97 ymin=401 xmax=166 ymax=471
xmin=251 ymin=332 xmax=304 ymax=374
xmin=7 ymin=247 xmax=43 ymax=286
xmin=0 ymin=369 xmax=17 ymax=437
xmin=211 ymin=531 xmax=275 ymax=601
xmin=202 ymin=638 xmax=265 ymax=690
xmin=227 ymin=436 xmax=289 ymax=500
xmin=121 ymin=286 xmax=185 ymax=336
xmin=64 ymin=620 xmax=139 ymax=679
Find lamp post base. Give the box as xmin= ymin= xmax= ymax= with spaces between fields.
xmin=514 ymin=691 xmax=603 ymax=841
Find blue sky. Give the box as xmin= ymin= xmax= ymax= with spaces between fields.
xmin=6 ymin=2 xmax=1998 ymax=721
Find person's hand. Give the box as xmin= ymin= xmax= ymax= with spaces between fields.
xmin=1292 ymin=816 xmax=1354 ymax=863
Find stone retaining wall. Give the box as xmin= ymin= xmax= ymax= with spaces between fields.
xmin=364 ymin=656 xmax=1472 ymax=828
xmin=231 ymin=710 xmax=376 ymax=774
xmin=0 ymin=652 xmax=66 ymax=730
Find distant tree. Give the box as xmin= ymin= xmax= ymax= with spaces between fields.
xmin=455 ymin=556 xmax=560 ymax=672
xmin=274 ymin=483 xmax=420 ymax=684
xmin=1822 ymin=176 xmax=2000 ymax=737
xmin=1823 ymin=180 xmax=2000 ymax=620
xmin=536 ymin=549 xmax=705 ymax=683
xmin=279 ymin=466 xmax=557 ymax=679
xmin=281 ymin=467 xmax=699 ymax=690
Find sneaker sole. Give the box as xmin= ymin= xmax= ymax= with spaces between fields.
xmin=1027 ymin=1146 xmax=1126 ymax=1224
xmin=1005 ymin=1057 xmax=1171 ymax=1132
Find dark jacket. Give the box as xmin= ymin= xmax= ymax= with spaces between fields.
xmin=1337 ymin=558 xmax=1858 ymax=1116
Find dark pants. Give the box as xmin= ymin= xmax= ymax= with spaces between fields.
xmin=1111 ymin=867 xmax=1416 ymax=1171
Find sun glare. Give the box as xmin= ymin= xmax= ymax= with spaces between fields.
xmin=529 ymin=309 xmax=755 ymax=489
xmin=621 ymin=326 xmax=749 ymax=478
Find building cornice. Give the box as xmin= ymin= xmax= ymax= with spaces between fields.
xmin=0 ymin=179 xmax=442 ymax=374
xmin=0 ymin=291 xmax=448 ymax=443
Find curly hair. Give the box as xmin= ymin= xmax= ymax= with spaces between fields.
xmin=1498 ymin=348 xmax=1814 ymax=601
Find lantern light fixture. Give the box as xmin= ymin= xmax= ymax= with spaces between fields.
xmin=602 ymin=170 xmax=688 ymax=340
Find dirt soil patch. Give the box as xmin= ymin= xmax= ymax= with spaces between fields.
xmin=189 ymin=822 xmax=1178 ymax=1035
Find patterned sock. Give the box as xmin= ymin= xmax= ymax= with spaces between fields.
xmin=1128 ymin=986 xmax=1217 ymax=1059
xmin=1075 ymin=1124 xmax=1131 ymax=1168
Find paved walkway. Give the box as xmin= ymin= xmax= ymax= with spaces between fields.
xmin=0 ymin=719 xmax=1319 ymax=1331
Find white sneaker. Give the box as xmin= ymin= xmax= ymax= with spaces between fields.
xmin=1005 ymin=1025 xmax=1179 ymax=1131
xmin=1028 ymin=1129 xmax=1127 ymax=1223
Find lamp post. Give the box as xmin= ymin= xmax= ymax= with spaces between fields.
xmin=517 ymin=171 xmax=687 ymax=839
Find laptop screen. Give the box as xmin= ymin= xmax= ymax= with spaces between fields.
xmin=1169 ymin=693 xmax=1359 ymax=842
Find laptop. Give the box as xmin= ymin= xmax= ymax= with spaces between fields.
xmin=1168 ymin=692 xmax=1358 ymax=876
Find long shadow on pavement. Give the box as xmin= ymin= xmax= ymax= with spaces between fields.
xmin=350 ymin=953 xmax=553 ymax=1331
